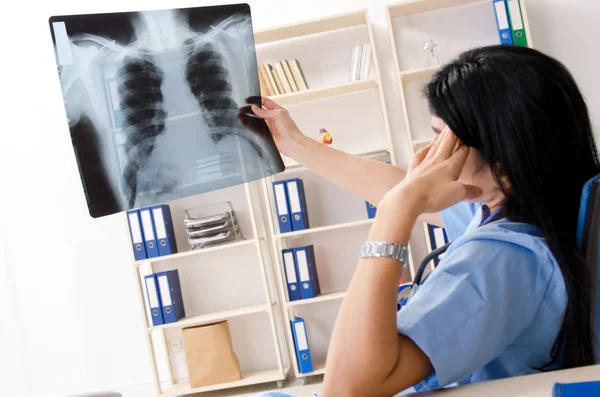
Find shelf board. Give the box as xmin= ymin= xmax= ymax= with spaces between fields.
xmin=149 ymin=303 xmax=268 ymax=332
xmin=283 ymin=148 xmax=390 ymax=171
xmin=160 ymin=367 xmax=286 ymax=396
xmin=399 ymin=66 xmax=439 ymax=83
xmin=274 ymin=218 xmax=374 ymax=239
xmin=286 ymin=291 xmax=346 ymax=307
xmin=136 ymin=239 xmax=256 ymax=266
xmin=388 ymin=0 xmax=482 ymax=18
xmin=297 ymin=361 xmax=327 ymax=378
xmin=254 ymin=10 xmax=367 ymax=45
xmin=268 ymin=79 xmax=378 ymax=106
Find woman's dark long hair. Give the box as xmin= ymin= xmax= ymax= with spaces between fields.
xmin=425 ymin=45 xmax=599 ymax=369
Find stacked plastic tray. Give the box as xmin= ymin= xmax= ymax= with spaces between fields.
xmin=184 ymin=202 xmax=243 ymax=250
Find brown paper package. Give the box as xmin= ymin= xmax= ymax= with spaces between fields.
xmin=182 ymin=320 xmax=242 ymax=388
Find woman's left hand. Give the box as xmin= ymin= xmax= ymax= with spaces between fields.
xmin=380 ymin=127 xmax=482 ymax=218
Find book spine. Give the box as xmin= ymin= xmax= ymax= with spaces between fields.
xmin=360 ymin=44 xmax=371 ymax=80
xmin=289 ymin=59 xmax=308 ymax=91
xmin=356 ymin=45 xmax=364 ymax=81
xmin=282 ymin=60 xmax=299 ymax=92
xmin=258 ymin=65 xmax=274 ymax=96
xmin=257 ymin=65 xmax=268 ymax=97
xmin=349 ymin=45 xmax=359 ymax=82
xmin=267 ymin=64 xmax=283 ymax=95
xmin=274 ymin=61 xmax=293 ymax=93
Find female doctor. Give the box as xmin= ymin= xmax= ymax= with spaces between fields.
xmin=243 ymin=45 xmax=600 ymax=395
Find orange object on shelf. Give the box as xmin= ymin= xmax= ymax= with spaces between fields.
xmin=319 ymin=128 xmax=333 ymax=144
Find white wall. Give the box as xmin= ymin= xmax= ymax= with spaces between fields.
xmin=1 ymin=0 xmax=599 ymax=396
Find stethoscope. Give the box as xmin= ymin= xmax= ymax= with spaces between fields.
xmin=397 ymin=204 xmax=504 ymax=309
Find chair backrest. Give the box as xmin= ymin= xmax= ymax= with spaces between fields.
xmin=576 ymin=173 xmax=600 ymax=362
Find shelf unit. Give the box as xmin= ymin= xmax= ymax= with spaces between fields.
xmin=255 ymin=9 xmax=417 ymax=381
xmin=386 ymin=0 xmax=534 ymax=274
xmin=128 ymin=182 xmax=289 ymax=396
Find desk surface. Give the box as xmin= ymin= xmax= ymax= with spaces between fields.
xmin=407 ymin=365 xmax=600 ymax=397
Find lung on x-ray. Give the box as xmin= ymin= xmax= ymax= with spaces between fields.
xmin=48 ymin=4 xmax=285 ymax=218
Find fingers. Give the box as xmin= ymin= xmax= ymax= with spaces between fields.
xmin=446 ymin=144 xmax=470 ymax=179
xmin=410 ymin=143 xmax=432 ymax=170
xmin=432 ymin=126 xmax=459 ymax=161
xmin=424 ymin=134 xmax=441 ymax=161
xmin=236 ymin=112 xmax=269 ymax=138
xmin=245 ymin=96 xmax=284 ymax=110
xmin=250 ymin=104 xmax=271 ymax=118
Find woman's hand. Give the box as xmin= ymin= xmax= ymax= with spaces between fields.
xmin=238 ymin=96 xmax=304 ymax=157
xmin=380 ymin=127 xmax=482 ymax=218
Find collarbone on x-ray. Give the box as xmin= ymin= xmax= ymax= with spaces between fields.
xmin=52 ymin=6 xmax=283 ymax=217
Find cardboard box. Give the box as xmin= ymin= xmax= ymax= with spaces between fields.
xmin=182 ymin=320 xmax=242 ymax=388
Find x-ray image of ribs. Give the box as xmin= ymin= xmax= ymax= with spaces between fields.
xmin=55 ymin=6 xmax=282 ymax=214
xmin=118 ymin=52 xmax=167 ymax=208
xmin=185 ymin=41 xmax=239 ymax=144
xmin=184 ymin=38 xmax=282 ymax=171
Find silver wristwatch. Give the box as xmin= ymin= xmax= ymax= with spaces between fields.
xmin=360 ymin=241 xmax=409 ymax=268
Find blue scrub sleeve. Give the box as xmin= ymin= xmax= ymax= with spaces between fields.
xmin=440 ymin=202 xmax=481 ymax=241
xmin=396 ymin=238 xmax=556 ymax=387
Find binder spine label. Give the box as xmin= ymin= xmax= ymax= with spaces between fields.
xmin=297 ymin=249 xmax=310 ymax=281
xmin=158 ymin=276 xmax=172 ymax=306
xmin=145 ymin=277 xmax=159 ymax=308
xmin=274 ymin=184 xmax=289 ymax=215
xmin=508 ymin=0 xmax=524 ymax=30
xmin=128 ymin=213 xmax=142 ymax=243
xmin=294 ymin=322 xmax=308 ymax=350
xmin=288 ymin=181 xmax=301 ymax=213
xmin=152 ymin=208 xmax=167 ymax=239
xmin=494 ymin=1 xmax=510 ymax=30
xmin=284 ymin=251 xmax=297 ymax=283
xmin=140 ymin=210 xmax=155 ymax=240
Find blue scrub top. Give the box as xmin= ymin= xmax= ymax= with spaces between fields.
xmin=399 ymin=202 xmax=569 ymax=392
xmin=250 ymin=202 xmax=598 ymax=397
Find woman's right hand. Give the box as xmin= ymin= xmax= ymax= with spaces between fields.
xmin=245 ymin=97 xmax=304 ymax=157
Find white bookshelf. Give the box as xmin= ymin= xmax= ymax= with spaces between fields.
xmin=256 ymin=9 xmax=416 ymax=382
xmin=127 ymin=182 xmax=289 ymax=396
xmin=386 ymin=0 xmax=534 ymax=276
xmin=124 ymin=4 xmax=539 ymax=394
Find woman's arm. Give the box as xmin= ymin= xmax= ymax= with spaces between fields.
xmin=248 ymin=98 xmax=443 ymax=227
xmin=321 ymin=130 xmax=482 ymax=397
xmin=322 ymin=201 xmax=434 ymax=397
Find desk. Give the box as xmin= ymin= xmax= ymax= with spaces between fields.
xmin=407 ymin=365 xmax=600 ymax=396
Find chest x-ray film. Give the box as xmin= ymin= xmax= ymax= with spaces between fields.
xmin=49 ymin=4 xmax=285 ymax=218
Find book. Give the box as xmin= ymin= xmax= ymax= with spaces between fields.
xmin=359 ymin=44 xmax=371 ymax=80
xmin=287 ymin=59 xmax=308 ymax=91
xmin=281 ymin=60 xmax=299 ymax=92
xmin=257 ymin=65 xmax=269 ymax=96
xmin=356 ymin=45 xmax=364 ymax=81
xmin=267 ymin=64 xmax=283 ymax=95
xmin=258 ymin=64 xmax=274 ymax=96
xmin=274 ymin=61 xmax=293 ymax=93
xmin=349 ymin=45 xmax=360 ymax=82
